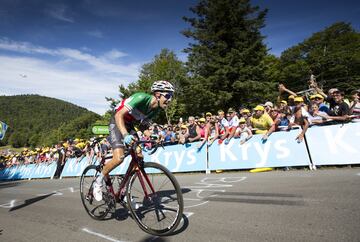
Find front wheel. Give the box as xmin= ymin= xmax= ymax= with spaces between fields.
xmin=80 ymin=165 xmax=113 ymax=220
xmin=126 ymin=162 xmax=184 ymax=236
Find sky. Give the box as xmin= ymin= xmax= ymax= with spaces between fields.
xmin=0 ymin=0 xmax=359 ymax=115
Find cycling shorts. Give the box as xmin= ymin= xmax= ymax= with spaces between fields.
xmin=108 ymin=117 xmax=136 ymax=149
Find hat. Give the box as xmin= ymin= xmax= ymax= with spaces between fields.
xmin=181 ymin=124 xmax=187 ymax=129
xmin=240 ymin=109 xmax=250 ymax=113
xmin=227 ymin=108 xmax=235 ymax=113
xmin=288 ymin=95 xmax=295 ymax=100
xmin=351 ymin=89 xmax=360 ymax=95
xmin=205 ymin=112 xmax=212 ymax=116
xmin=280 ymin=100 xmax=287 ymax=105
xmin=264 ymin=101 xmax=273 ymax=108
xmin=310 ymin=94 xmax=324 ymax=100
xmin=199 ymin=117 xmax=206 ymax=123
xmin=254 ymin=105 xmax=265 ymax=111
xmin=329 ymin=88 xmax=339 ymax=94
xmin=294 ymin=97 xmax=304 ymax=102
xmin=239 ymin=118 xmax=246 ymax=123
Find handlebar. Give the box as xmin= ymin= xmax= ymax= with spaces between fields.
xmin=126 ymin=140 xmax=165 ymax=156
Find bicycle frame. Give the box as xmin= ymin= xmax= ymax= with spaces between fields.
xmin=101 ymin=144 xmax=157 ymax=203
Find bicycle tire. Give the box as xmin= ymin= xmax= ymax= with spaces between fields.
xmin=80 ymin=165 xmax=113 ymax=220
xmin=126 ymin=162 xmax=184 ymax=236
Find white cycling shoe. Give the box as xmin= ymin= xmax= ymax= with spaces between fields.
xmin=93 ymin=183 xmax=103 ymax=201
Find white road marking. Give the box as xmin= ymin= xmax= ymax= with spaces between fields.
xmin=0 ymin=200 xmax=16 ymax=208
xmin=182 ymin=176 xmax=247 ymax=209
xmin=184 ymin=211 xmax=194 ymax=219
xmin=82 ymin=228 xmax=129 ymax=242
xmin=184 ymin=201 xmax=209 ymax=209
xmin=184 ymin=198 xmax=201 ymax=201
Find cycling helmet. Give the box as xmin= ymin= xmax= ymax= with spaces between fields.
xmin=151 ymin=80 xmax=175 ymax=93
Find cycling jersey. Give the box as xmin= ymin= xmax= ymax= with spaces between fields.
xmin=116 ymin=92 xmax=160 ymax=123
xmin=110 ymin=92 xmax=159 ymax=149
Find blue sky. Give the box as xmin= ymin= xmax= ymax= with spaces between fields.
xmin=0 ymin=0 xmax=359 ymax=114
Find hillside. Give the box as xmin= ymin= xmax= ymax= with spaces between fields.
xmin=0 ymin=95 xmax=101 ymax=147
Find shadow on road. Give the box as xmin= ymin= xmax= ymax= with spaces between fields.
xmin=139 ymin=213 xmax=189 ymax=241
xmin=205 ymin=191 xmax=306 ymax=206
xmin=0 ymin=181 xmax=23 ymax=190
xmin=9 ymin=193 xmax=55 ymax=212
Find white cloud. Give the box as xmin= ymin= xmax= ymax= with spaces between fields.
xmin=0 ymin=39 xmax=142 ymax=114
xmin=45 ymin=4 xmax=74 ymax=23
xmin=102 ymin=49 xmax=128 ymax=60
xmin=0 ymin=38 xmax=138 ymax=77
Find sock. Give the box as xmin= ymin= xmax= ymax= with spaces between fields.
xmin=96 ymin=173 xmax=104 ymax=185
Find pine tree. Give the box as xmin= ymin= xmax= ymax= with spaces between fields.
xmin=182 ymin=0 xmax=273 ymax=113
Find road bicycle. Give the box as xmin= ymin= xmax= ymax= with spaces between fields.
xmin=80 ymin=140 xmax=184 ymax=236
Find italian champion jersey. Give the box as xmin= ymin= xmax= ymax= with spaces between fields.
xmin=115 ymin=92 xmax=159 ymax=123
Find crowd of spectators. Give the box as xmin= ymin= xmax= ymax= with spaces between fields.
xmin=135 ymin=81 xmax=360 ymax=147
xmin=0 ymin=137 xmax=111 ymax=176
xmin=1 ymin=78 xmax=359 ymax=173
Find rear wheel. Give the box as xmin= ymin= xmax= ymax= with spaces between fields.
xmin=126 ymin=162 xmax=184 ymax=236
xmin=80 ymin=165 xmax=114 ymax=220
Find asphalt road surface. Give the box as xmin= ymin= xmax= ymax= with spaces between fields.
xmin=1 ymin=168 xmax=360 ymax=242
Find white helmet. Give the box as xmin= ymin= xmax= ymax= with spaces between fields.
xmin=151 ymin=80 xmax=175 ymax=93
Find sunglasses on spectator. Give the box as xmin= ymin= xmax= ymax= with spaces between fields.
xmin=160 ymin=92 xmax=173 ymax=100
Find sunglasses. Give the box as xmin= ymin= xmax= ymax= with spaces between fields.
xmin=160 ymin=92 xmax=173 ymax=100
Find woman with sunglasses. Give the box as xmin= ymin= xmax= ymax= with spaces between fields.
xmin=92 ymin=80 xmax=175 ymax=201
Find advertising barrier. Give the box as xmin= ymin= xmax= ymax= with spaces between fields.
xmin=305 ymin=122 xmax=360 ymax=165
xmin=1 ymin=122 xmax=359 ymax=181
xmin=0 ymin=162 xmax=57 ymax=180
xmin=208 ymin=128 xmax=311 ymax=170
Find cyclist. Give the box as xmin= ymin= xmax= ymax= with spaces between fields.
xmin=93 ymin=80 xmax=175 ymax=201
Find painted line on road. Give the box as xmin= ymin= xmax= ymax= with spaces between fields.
xmin=0 ymin=200 xmax=16 ymax=208
xmin=82 ymin=228 xmax=129 ymax=242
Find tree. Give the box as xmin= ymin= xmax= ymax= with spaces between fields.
xmin=182 ymin=0 xmax=272 ymax=112
xmin=116 ymin=49 xmax=188 ymax=123
xmin=279 ymin=22 xmax=360 ymax=93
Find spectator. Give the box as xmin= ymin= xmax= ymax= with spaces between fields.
xmin=217 ymin=110 xmax=230 ymax=144
xmin=141 ymin=129 xmax=152 ymax=150
xmin=197 ymin=118 xmax=209 ymax=148
xmin=349 ymin=89 xmax=360 ymax=116
xmin=289 ymin=97 xmax=310 ymax=143
xmin=287 ymin=95 xmax=296 ymax=110
xmin=309 ymin=94 xmax=329 ymax=113
xmin=239 ymin=108 xmax=252 ymax=128
xmin=262 ymin=107 xmax=283 ymax=140
xmin=224 ymin=108 xmax=239 ymax=144
xmin=317 ymin=90 xmax=350 ymax=122
xmin=307 ymin=103 xmax=327 ymax=125
xmin=208 ymin=115 xmax=220 ymax=146
xmin=264 ymin=101 xmax=274 ymax=114
xmin=187 ymin=116 xmax=201 ymax=143
xmin=205 ymin=112 xmax=212 ymax=123
xmin=250 ymin=105 xmax=274 ymax=135
xmin=162 ymin=125 xmax=176 ymax=145
xmin=178 ymin=124 xmax=189 ymax=144
xmin=235 ymin=118 xmax=253 ymax=144
xmin=54 ymin=143 xmax=66 ymax=179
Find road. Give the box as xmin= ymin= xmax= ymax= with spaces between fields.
xmin=1 ymin=168 xmax=360 ymax=242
